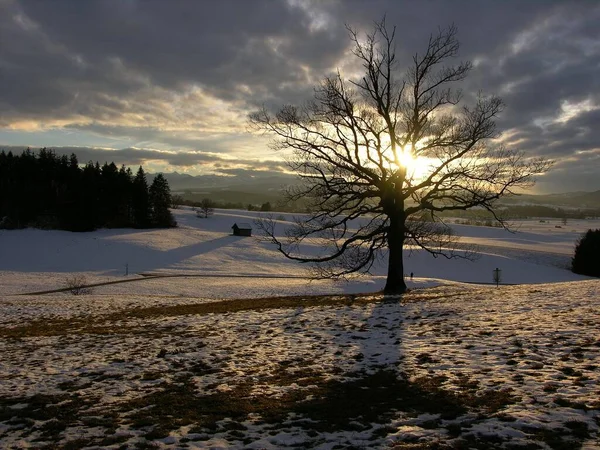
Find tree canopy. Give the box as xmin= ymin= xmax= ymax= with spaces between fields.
xmin=249 ymin=20 xmax=551 ymax=294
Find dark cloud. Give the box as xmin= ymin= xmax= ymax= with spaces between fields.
xmin=66 ymin=123 xmax=260 ymax=155
xmin=535 ymin=153 xmax=600 ymax=193
xmin=1 ymin=0 xmax=348 ymax=120
xmin=1 ymin=0 xmax=600 ymax=191
xmin=498 ymin=105 xmax=600 ymax=162
xmin=0 ymin=144 xmax=284 ymax=172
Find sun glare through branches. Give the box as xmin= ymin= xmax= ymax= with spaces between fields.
xmin=396 ymin=144 xmax=432 ymax=181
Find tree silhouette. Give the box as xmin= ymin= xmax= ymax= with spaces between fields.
xmin=250 ymin=20 xmax=551 ymax=294
xmin=0 ymin=148 xmax=176 ymax=231
xmin=150 ymin=173 xmax=176 ymax=227
xmin=117 ymin=165 xmax=135 ymax=226
xmin=76 ymin=161 xmax=101 ymax=231
xmin=132 ymin=166 xmax=151 ymax=228
xmin=198 ymin=198 xmax=215 ymax=218
xmin=572 ymin=229 xmax=600 ymax=277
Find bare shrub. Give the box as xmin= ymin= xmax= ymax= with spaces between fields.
xmin=197 ymin=198 xmax=215 ymax=218
xmin=65 ymin=274 xmax=93 ymax=295
xmin=171 ymin=194 xmax=184 ymax=209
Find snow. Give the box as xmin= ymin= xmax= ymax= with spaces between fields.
xmin=0 ymin=208 xmax=594 ymax=296
xmin=0 ymin=208 xmax=599 ymax=448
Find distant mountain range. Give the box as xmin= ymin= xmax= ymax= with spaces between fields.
xmin=156 ymin=171 xmax=295 ymax=193
xmin=153 ymin=172 xmax=600 ymax=209
xmin=499 ymin=190 xmax=600 ymax=209
xmin=154 ymin=171 xmax=295 ymax=206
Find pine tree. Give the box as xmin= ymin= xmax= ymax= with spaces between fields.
xmin=99 ymin=162 xmax=120 ymax=227
xmin=60 ymin=154 xmax=84 ymax=230
xmin=116 ymin=165 xmax=134 ymax=227
xmin=132 ymin=166 xmax=151 ymax=228
xmin=0 ymin=151 xmax=10 ymax=226
xmin=15 ymin=149 xmax=38 ymax=227
xmin=149 ymin=173 xmax=176 ymax=227
xmin=77 ymin=161 xmax=101 ymax=231
xmin=572 ymin=229 xmax=600 ymax=277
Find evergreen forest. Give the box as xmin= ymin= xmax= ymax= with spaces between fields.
xmin=0 ymin=148 xmax=176 ymax=231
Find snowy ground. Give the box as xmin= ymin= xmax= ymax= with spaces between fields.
xmin=0 ymin=209 xmax=599 ymax=448
xmin=0 ymin=208 xmax=594 ymax=295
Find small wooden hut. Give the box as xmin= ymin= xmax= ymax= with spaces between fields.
xmin=232 ymin=222 xmax=252 ymax=237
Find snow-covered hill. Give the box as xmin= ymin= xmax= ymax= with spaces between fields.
xmin=0 ymin=208 xmax=595 ymax=296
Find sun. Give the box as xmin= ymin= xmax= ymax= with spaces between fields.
xmin=397 ymin=144 xmax=431 ymax=181
xmin=358 ymin=140 xmax=432 ymax=181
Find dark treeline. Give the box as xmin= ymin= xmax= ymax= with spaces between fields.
xmin=439 ymin=204 xmax=600 ymax=220
xmin=499 ymin=205 xmax=598 ymax=219
xmin=0 ymin=148 xmax=176 ymax=231
xmin=173 ymin=194 xmax=308 ymax=213
xmin=174 ymin=197 xmax=311 ymax=214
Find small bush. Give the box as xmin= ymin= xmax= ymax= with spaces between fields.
xmin=65 ymin=275 xmax=93 ymax=295
xmin=572 ymin=229 xmax=600 ymax=277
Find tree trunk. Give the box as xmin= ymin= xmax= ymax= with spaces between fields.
xmin=384 ymin=210 xmax=407 ymax=294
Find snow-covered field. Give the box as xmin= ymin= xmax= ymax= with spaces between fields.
xmin=0 ymin=208 xmax=594 ymax=295
xmin=0 ymin=208 xmax=599 ymax=448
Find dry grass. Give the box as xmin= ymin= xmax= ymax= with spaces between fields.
xmin=0 ymin=287 xmax=472 ymax=339
xmin=0 ymin=292 xmax=385 ymax=338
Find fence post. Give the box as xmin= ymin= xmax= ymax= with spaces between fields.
xmin=493 ymin=267 xmax=501 ymax=287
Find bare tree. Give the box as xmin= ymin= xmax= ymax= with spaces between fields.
xmin=197 ymin=198 xmax=215 ymax=218
xmin=171 ymin=194 xmax=185 ymax=209
xmin=249 ymin=20 xmax=551 ymax=294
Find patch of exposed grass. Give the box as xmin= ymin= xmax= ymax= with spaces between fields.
xmin=468 ymin=388 xmax=519 ymax=413
xmin=563 ymin=420 xmax=589 ymax=438
xmin=520 ymin=424 xmax=590 ymax=450
xmin=58 ymin=438 xmax=96 ymax=450
xmin=0 ymin=293 xmax=383 ymax=338
xmin=121 ymin=368 xmax=518 ymax=441
xmin=553 ymin=396 xmax=589 ymax=411
xmin=389 ymin=441 xmax=454 ymax=449
xmin=0 ymin=287 xmax=470 ymax=339
xmin=0 ymin=391 xmax=104 ymax=442
xmin=0 ymin=319 xmax=184 ymax=339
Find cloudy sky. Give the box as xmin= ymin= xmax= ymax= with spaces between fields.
xmin=1 ymin=0 xmax=599 ymax=193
